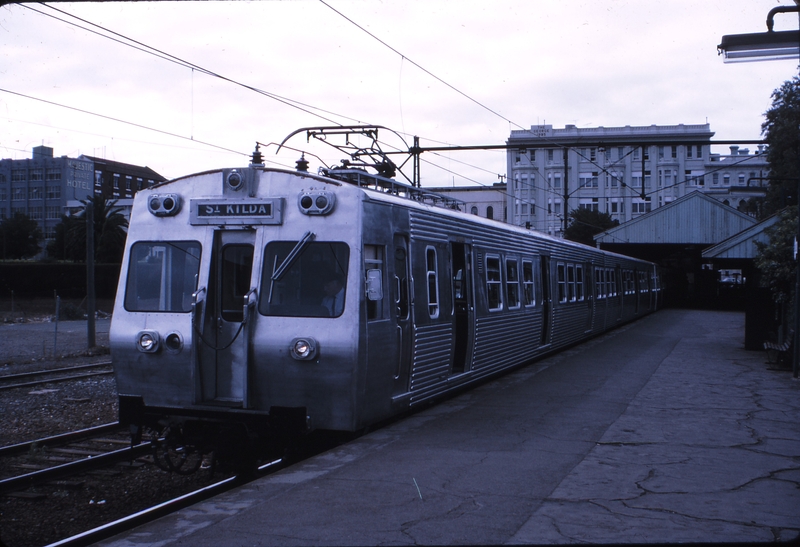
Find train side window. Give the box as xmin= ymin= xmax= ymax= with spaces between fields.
xmin=595 ymin=268 xmax=605 ymax=299
xmin=522 ymin=260 xmax=535 ymax=307
xmin=364 ymin=245 xmax=384 ymax=320
xmin=426 ymin=246 xmax=440 ymax=318
xmin=486 ymin=255 xmax=503 ymax=311
xmin=567 ymin=264 xmax=576 ymax=302
xmin=124 ymin=241 xmax=201 ymax=313
xmin=557 ymin=262 xmax=566 ymax=303
xmin=506 ymin=258 xmax=520 ymax=309
xmin=576 ymin=264 xmax=584 ymax=301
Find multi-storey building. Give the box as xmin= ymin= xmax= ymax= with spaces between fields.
xmin=0 ymin=145 xmax=165 ymax=252
xmin=506 ymin=124 xmax=768 ymax=236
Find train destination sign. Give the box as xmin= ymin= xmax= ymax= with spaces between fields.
xmin=190 ymin=198 xmax=284 ymax=225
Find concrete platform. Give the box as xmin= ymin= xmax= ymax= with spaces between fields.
xmin=98 ymin=309 xmax=800 ymax=545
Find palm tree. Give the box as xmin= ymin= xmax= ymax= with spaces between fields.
xmin=48 ymin=195 xmax=128 ymax=263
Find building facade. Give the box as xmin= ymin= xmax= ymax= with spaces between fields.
xmin=424 ymin=183 xmax=508 ymax=222
xmin=0 ymin=146 xmax=165 ymax=255
xmin=506 ymin=124 xmax=768 ymax=236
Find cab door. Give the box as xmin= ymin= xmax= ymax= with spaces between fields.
xmin=198 ymin=230 xmax=255 ymax=406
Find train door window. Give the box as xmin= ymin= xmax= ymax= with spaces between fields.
xmin=522 ymin=260 xmax=535 ymax=307
xmin=609 ymin=269 xmax=617 ymax=297
xmin=364 ymin=245 xmax=385 ymax=320
xmin=124 ymin=241 xmax=201 ymax=313
xmin=260 ymin=241 xmax=350 ymax=318
xmin=486 ymin=255 xmax=503 ymax=311
xmin=567 ymin=264 xmax=576 ymax=302
xmin=221 ymin=245 xmax=254 ymax=322
xmin=576 ymin=264 xmax=584 ymax=301
xmin=506 ymin=258 xmax=520 ymax=309
xmin=426 ymin=246 xmax=440 ymax=318
xmin=557 ymin=262 xmax=566 ymax=303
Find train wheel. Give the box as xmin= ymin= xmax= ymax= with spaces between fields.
xmin=152 ymin=427 xmax=204 ymax=475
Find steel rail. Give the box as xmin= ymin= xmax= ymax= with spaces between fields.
xmin=0 ymin=361 xmax=112 ymax=382
xmin=45 ymin=458 xmax=283 ymax=547
xmin=0 ymin=370 xmax=115 ymax=391
xmin=0 ymin=442 xmax=152 ymax=495
xmin=0 ymin=422 xmax=122 ymax=457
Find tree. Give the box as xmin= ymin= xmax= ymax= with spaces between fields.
xmin=0 ymin=212 xmax=43 ymax=259
xmin=754 ymin=207 xmax=797 ymax=326
xmin=761 ymin=76 xmax=800 ymax=216
xmin=563 ymin=208 xmax=619 ymax=247
xmin=46 ymin=195 xmax=128 ymax=263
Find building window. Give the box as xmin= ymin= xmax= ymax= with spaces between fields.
xmin=12 ymin=187 xmax=25 ymax=201
xmin=46 ymin=206 xmax=61 ymax=219
xmin=29 ymin=206 xmax=43 ymax=220
xmin=738 ymin=173 xmax=746 ymax=186
xmin=671 ymin=146 xmax=677 ymax=159
xmin=547 ymin=149 xmax=554 ymax=163
xmin=0 ymin=188 xmax=6 ymax=201
xmin=28 ymin=187 xmax=43 ymax=200
xmin=723 ymin=173 xmax=731 ymax=185
xmin=696 ymin=145 xmax=702 ymax=159
xmin=632 ymin=198 xmax=651 ymax=214
xmin=126 ymin=175 xmax=132 ymax=190
xmin=113 ymin=173 xmax=120 ymax=189
xmin=30 ymin=169 xmax=43 ymax=181
xmin=687 ymin=145 xmax=693 ymax=159
xmin=713 ymin=173 xmax=719 ymax=185
xmin=486 ymin=206 xmax=494 ymax=220
xmin=46 ymin=169 xmax=61 ymax=181
xmin=471 ymin=206 xmax=478 ymax=215
xmin=11 ymin=170 xmax=25 ymax=182
xmin=46 ymin=185 xmax=61 ymax=199
xmin=579 ymin=173 xmax=598 ymax=188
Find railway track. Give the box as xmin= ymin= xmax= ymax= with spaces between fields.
xmin=0 ymin=361 xmax=114 ymax=391
xmin=47 ymin=457 xmax=284 ymax=547
xmin=0 ymin=422 xmax=149 ymax=495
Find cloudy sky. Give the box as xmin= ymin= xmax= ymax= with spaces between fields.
xmin=1 ymin=0 xmax=797 ymax=187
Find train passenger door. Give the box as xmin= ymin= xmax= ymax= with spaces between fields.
xmin=198 ymin=230 xmax=255 ymax=407
xmin=450 ymin=242 xmax=474 ymax=374
xmin=392 ymin=234 xmax=413 ymax=394
xmin=540 ymin=256 xmax=552 ymax=346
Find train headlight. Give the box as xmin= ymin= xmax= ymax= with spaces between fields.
xmin=136 ymin=330 xmax=160 ymax=353
xmin=290 ymin=337 xmax=318 ymax=361
xmin=148 ymin=193 xmax=182 ymax=217
xmin=297 ymin=190 xmax=335 ymax=215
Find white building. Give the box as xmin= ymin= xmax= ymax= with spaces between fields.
xmin=506 ymin=124 xmax=768 ymax=236
xmin=424 ymin=183 xmax=507 ymax=222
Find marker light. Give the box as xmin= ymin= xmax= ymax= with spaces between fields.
xmin=148 ymin=194 xmax=182 ymax=217
xmin=290 ymin=337 xmax=318 ymax=361
xmin=298 ymin=190 xmax=335 ymax=215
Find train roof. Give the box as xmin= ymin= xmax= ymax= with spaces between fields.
xmin=152 ymin=165 xmax=655 ymax=267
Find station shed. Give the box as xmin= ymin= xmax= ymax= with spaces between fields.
xmin=702 ymin=213 xmax=782 ymax=350
xmin=593 ymin=191 xmax=757 ymax=308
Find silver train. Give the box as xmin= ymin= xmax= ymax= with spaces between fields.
xmin=110 ymin=150 xmax=661 ymax=467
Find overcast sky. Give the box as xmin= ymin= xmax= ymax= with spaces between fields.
xmin=1 ymin=0 xmax=797 ymax=187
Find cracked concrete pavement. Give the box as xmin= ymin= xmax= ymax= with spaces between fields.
xmin=98 ymin=309 xmax=800 ymax=546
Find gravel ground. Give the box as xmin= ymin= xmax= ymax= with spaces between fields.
xmin=0 ymin=317 xmax=223 ymax=547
